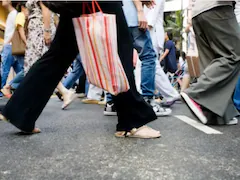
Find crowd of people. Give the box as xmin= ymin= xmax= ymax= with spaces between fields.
xmin=0 ymin=0 xmax=239 ymax=139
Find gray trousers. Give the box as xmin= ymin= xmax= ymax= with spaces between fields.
xmin=186 ymin=6 xmax=240 ymax=124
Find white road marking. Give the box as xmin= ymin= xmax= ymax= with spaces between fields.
xmin=175 ymin=115 xmax=223 ymax=134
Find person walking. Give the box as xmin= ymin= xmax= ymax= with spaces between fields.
xmin=2 ymin=2 xmax=28 ymax=98
xmin=122 ymin=0 xmax=171 ymax=116
xmin=160 ymin=31 xmax=178 ymax=74
xmin=2 ymin=0 xmax=76 ymax=109
xmin=0 ymin=1 xmax=161 ymax=139
xmin=145 ymin=0 xmax=180 ymax=107
xmin=1 ymin=0 xmax=23 ymax=97
xmin=181 ymin=0 xmax=240 ymax=125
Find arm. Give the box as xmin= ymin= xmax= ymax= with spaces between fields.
xmin=133 ymin=0 xmax=148 ymax=30
xmin=185 ymin=23 xmax=191 ymax=33
xmin=39 ymin=1 xmax=51 ymax=45
xmin=160 ymin=49 xmax=169 ymax=62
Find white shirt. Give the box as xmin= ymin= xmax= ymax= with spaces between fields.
xmin=4 ymin=9 xmax=17 ymax=44
xmin=192 ymin=0 xmax=233 ymax=18
xmin=144 ymin=0 xmax=165 ymax=28
xmin=144 ymin=0 xmax=165 ymax=51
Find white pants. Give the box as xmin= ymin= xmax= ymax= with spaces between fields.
xmin=87 ymin=84 xmax=103 ymax=101
xmin=155 ymin=59 xmax=180 ymax=101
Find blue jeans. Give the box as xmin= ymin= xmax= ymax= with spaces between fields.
xmin=106 ymin=92 xmax=113 ymax=103
xmin=9 ymin=70 xmax=24 ymax=89
xmin=1 ymin=45 xmax=24 ymax=89
xmin=234 ymin=77 xmax=240 ymax=110
xmin=63 ymin=54 xmax=84 ymax=89
xmin=129 ymin=27 xmax=156 ymax=98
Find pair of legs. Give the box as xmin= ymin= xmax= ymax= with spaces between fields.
xmin=1 ymin=2 xmax=158 ymax=137
xmin=135 ymin=59 xmax=180 ymax=102
xmin=63 ymin=55 xmax=104 ymax=104
xmin=1 ymin=45 xmax=24 ymax=92
xmin=184 ymin=6 xmax=240 ymax=124
xmin=63 ymin=54 xmax=84 ymax=89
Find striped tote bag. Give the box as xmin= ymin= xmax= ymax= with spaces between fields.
xmin=72 ymin=1 xmax=130 ymax=96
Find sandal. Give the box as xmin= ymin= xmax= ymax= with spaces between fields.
xmin=62 ymin=91 xmax=77 ymax=110
xmin=115 ymin=126 xmax=161 ymax=139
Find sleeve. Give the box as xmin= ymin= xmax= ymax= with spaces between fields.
xmin=165 ymin=41 xmax=171 ymax=50
xmin=15 ymin=13 xmax=26 ymax=28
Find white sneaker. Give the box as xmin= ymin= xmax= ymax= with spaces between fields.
xmin=145 ymin=98 xmax=172 ymax=117
xmin=104 ymin=102 xmax=117 ymax=116
xmin=226 ymin=117 xmax=238 ymax=125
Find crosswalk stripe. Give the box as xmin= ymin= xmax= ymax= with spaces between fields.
xmin=175 ymin=115 xmax=223 ymax=134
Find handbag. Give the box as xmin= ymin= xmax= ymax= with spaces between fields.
xmin=73 ymin=1 xmax=130 ymax=96
xmin=12 ymin=25 xmax=26 ymax=56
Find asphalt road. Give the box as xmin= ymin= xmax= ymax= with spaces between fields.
xmin=0 ymin=97 xmax=240 ymax=180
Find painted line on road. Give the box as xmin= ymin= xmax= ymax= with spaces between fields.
xmin=175 ymin=115 xmax=223 ymax=134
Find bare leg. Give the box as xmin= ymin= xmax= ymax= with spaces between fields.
xmin=180 ymin=75 xmax=190 ymax=92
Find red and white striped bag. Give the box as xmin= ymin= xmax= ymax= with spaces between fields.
xmin=72 ymin=1 xmax=130 ymax=96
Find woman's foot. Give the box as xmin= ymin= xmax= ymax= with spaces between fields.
xmin=62 ymin=91 xmax=77 ymax=110
xmin=22 ymin=128 xmax=41 ymax=134
xmin=0 ymin=114 xmax=41 ymax=134
xmin=1 ymin=85 xmax=12 ymax=99
xmin=115 ymin=126 xmax=161 ymax=139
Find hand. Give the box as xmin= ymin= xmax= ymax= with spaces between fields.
xmin=138 ymin=11 xmax=148 ymax=31
xmin=142 ymin=0 xmax=156 ymax=9
xmin=44 ymin=31 xmax=51 ymax=46
xmin=159 ymin=56 xmax=163 ymax=62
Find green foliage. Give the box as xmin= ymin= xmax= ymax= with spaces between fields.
xmin=165 ymin=10 xmax=183 ymax=38
xmin=164 ymin=10 xmax=184 ymax=51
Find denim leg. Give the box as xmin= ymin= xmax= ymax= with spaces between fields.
xmin=12 ymin=55 xmax=24 ymax=74
xmin=234 ymin=76 xmax=240 ymax=110
xmin=85 ymin=79 xmax=89 ymax=95
xmin=129 ymin=27 xmax=156 ymax=98
xmin=1 ymin=45 xmax=14 ymax=88
xmin=63 ymin=54 xmax=83 ymax=89
xmin=106 ymin=92 xmax=113 ymax=103
xmin=9 ymin=70 xmax=24 ymax=89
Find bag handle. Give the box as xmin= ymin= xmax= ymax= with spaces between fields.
xmin=82 ymin=1 xmax=102 ymax=15
xmin=82 ymin=2 xmax=93 ymax=15
xmin=92 ymin=1 xmax=102 ymax=13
